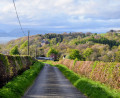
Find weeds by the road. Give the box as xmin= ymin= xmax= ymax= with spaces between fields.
xmin=55 ymin=64 xmax=120 ymax=98
xmin=0 ymin=61 xmax=44 ymax=98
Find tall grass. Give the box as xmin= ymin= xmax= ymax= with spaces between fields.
xmin=0 ymin=61 xmax=44 ymax=98
xmin=55 ymin=64 xmax=120 ymax=98
xmin=54 ymin=59 xmax=120 ymax=90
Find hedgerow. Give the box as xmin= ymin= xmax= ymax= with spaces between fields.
xmin=0 ymin=61 xmax=44 ymax=98
xmin=0 ymin=54 xmax=36 ymax=87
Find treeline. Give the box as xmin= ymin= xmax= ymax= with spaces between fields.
xmin=44 ymin=32 xmax=89 ymax=43
xmin=74 ymin=36 xmax=120 ymax=48
xmin=89 ymin=37 xmax=120 ymax=48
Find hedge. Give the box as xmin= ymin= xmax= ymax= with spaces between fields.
xmin=0 ymin=53 xmax=36 ymax=87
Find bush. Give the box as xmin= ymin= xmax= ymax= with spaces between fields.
xmin=47 ymin=48 xmax=59 ymax=60
xmin=9 ymin=45 xmax=20 ymax=55
xmin=69 ymin=49 xmax=83 ymax=60
xmin=47 ymin=48 xmax=58 ymax=57
xmin=83 ymin=48 xmax=93 ymax=60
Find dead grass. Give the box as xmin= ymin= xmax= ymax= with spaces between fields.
xmin=54 ymin=59 xmax=120 ymax=90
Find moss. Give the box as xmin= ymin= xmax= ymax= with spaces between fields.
xmin=14 ymin=56 xmax=23 ymax=69
xmin=0 ymin=54 xmax=36 ymax=87
xmin=0 ymin=53 xmax=10 ymax=72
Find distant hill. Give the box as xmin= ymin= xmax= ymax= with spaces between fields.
xmin=7 ymin=28 xmax=65 ymax=37
xmin=1 ymin=30 xmax=120 ymax=62
xmin=0 ymin=30 xmax=11 ymax=37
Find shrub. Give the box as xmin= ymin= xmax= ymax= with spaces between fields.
xmin=47 ymin=48 xmax=58 ymax=57
xmin=10 ymin=45 xmax=20 ymax=55
xmin=69 ymin=49 xmax=83 ymax=60
xmin=83 ymin=48 xmax=93 ymax=60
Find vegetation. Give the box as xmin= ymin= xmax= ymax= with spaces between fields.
xmin=49 ymin=63 xmax=120 ymax=98
xmin=47 ymin=48 xmax=58 ymax=57
xmin=9 ymin=45 xmax=19 ymax=55
xmin=1 ymin=31 xmax=120 ymax=62
xmin=69 ymin=49 xmax=83 ymax=60
xmin=20 ymin=41 xmax=28 ymax=49
xmin=0 ymin=30 xmax=120 ymax=97
xmin=53 ymin=59 xmax=120 ymax=90
xmin=0 ymin=54 xmax=35 ymax=87
xmin=47 ymin=48 xmax=59 ymax=60
xmin=0 ymin=61 xmax=44 ymax=98
xmin=83 ymin=48 xmax=93 ymax=60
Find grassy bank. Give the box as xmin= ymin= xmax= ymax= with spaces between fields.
xmin=53 ymin=64 xmax=120 ymax=98
xmin=0 ymin=61 xmax=44 ymax=98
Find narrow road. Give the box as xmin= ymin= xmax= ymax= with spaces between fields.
xmin=23 ymin=64 xmax=87 ymax=98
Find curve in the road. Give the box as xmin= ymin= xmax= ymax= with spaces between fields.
xmin=22 ymin=64 xmax=87 ymax=98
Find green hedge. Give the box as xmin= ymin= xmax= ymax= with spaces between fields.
xmin=0 ymin=61 xmax=44 ymax=98
xmin=0 ymin=53 xmax=36 ymax=87
xmin=55 ymin=64 xmax=120 ymax=98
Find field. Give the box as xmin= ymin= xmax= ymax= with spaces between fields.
xmin=51 ymin=59 xmax=120 ymax=90
xmin=54 ymin=64 xmax=120 ymax=98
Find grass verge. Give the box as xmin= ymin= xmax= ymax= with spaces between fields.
xmin=0 ymin=61 xmax=44 ymax=98
xmin=55 ymin=64 xmax=120 ymax=98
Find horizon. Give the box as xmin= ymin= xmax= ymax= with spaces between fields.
xmin=0 ymin=30 xmax=117 ymax=44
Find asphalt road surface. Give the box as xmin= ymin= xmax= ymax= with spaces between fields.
xmin=22 ymin=64 xmax=87 ymax=98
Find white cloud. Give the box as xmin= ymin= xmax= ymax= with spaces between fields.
xmin=0 ymin=0 xmax=120 ymax=32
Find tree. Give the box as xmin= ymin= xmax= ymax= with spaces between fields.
xmin=115 ymin=51 xmax=120 ymax=62
xmin=20 ymin=41 xmax=28 ymax=49
xmin=50 ymin=38 xmax=57 ymax=45
xmin=83 ymin=48 xmax=93 ymax=60
xmin=69 ymin=49 xmax=83 ymax=60
xmin=47 ymin=48 xmax=58 ymax=60
xmin=10 ymin=45 xmax=20 ymax=55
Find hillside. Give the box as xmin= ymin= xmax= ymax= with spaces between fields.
xmin=1 ymin=31 xmax=120 ymax=62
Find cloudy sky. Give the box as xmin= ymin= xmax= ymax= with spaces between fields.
xmin=0 ymin=0 xmax=120 ymax=33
